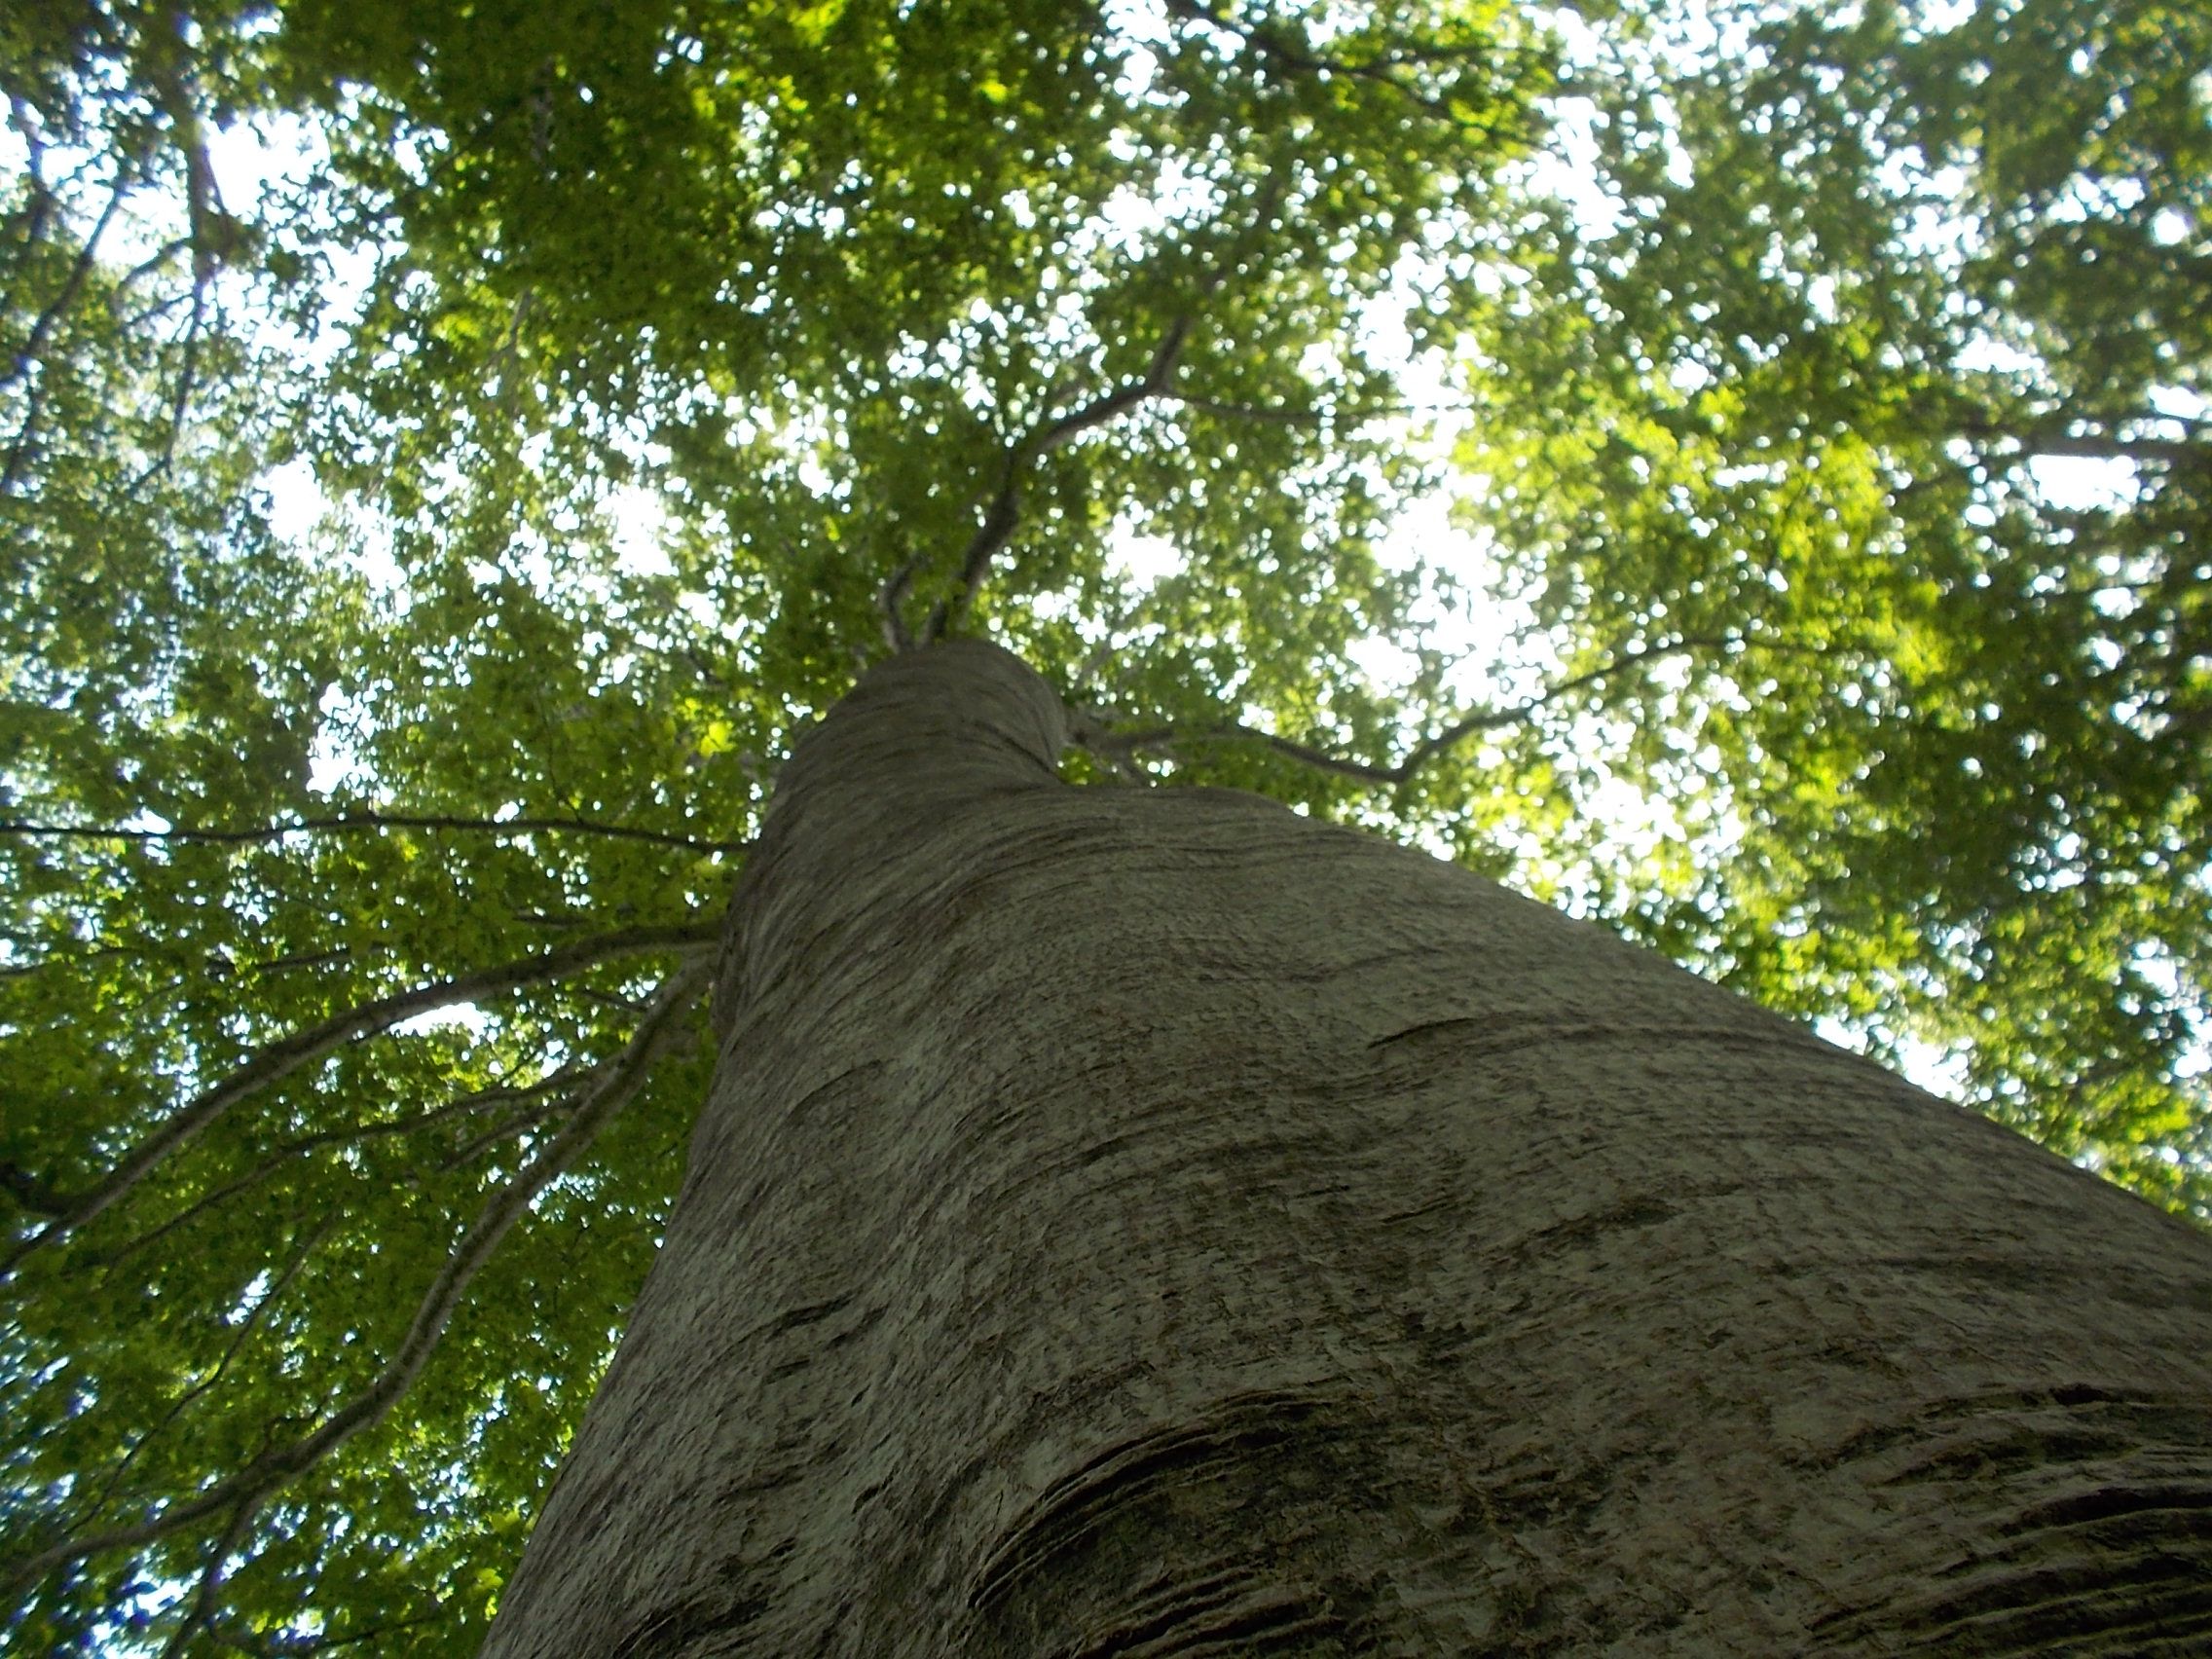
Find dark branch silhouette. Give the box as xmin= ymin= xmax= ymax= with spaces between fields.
xmin=910 ymin=318 xmax=1196 ymax=649
xmin=1073 ymin=633 xmax=1773 ymax=787
xmin=1 ymin=962 xmax=710 ymax=1603
xmin=0 ymin=810 xmax=751 ymax=856
xmin=3 ymin=922 xmax=718 ymax=1272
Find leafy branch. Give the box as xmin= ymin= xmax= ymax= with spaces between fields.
xmin=922 ymin=319 xmax=1198 ymax=649
xmin=1072 ymin=633 xmax=1774 ymax=787
xmin=880 ymin=174 xmax=1286 ymax=652
xmin=155 ymin=1495 xmax=260 ymax=1659
xmin=1 ymin=166 xmax=134 ymax=496
xmin=1161 ymin=0 xmax=1515 ymax=127
xmin=1965 ymin=421 xmax=2210 ymax=471
xmin=876 ymin=320 xmax=1198 ymax=653
xmin=0 ymin=810 xmax=753 ymax=856
xmin=73 ymin=1217 xmax=338 ymax=1537
xmin=2 ymin=922 xmax=718 ymax=1272
xmin=90 ymin=1066 xmax=586 ymax=1269
xmin=1 ymin=961 xmax=712 ymax=1609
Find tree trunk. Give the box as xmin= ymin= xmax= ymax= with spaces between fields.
xmin=483 ymin=641 xmax=2212 ymax=1656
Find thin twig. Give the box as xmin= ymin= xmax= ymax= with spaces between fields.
xmin=1079 ymin=633 xmax=1768 ymax=787
xmin=93 ymin=1068 xmax=583 ymax=1269
xmin=4 ymin=924 xmax=717 ymax=1272
xmin=0 ymin=963 xmax=710 ymax=1602
xmin=156 ymin=1497 xmax=263 ymax=1659
xmin=0 ymin=810 xmax=752 ymax=855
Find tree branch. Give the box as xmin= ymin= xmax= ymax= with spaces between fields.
xmin=0 ymin=963 xmax=710 ymax=1602
xmin=1161 ymin=0 xmax=1499 ymax=125
xmin=205 ymin=1604 xmax=450 ymax=1656
xmin=1076 ymin=634 xmax=1757 ymax=788
xmin=878 ymin=548 xmax=922 ymax=652
xmin=156 ymin=1496 xmax=261 ymax=1659
xmin=79 ymin=1217 xmax=337 ymax=1532
xmin=1 ymin=95 xmax=59 ymax=319
xmin=916 ymin=322 xmax=1199 ymax=648
xmin=92 ymin=1067 xmax=584 ymax=1270
xmin=0 ymin=810 xmax=752 ymax=855
xmin=1165 ymin=391 xmax=1446 ymax=429
xmin=901 ymin=166 xmax=1285 ymax=650
xmin=2 ymin=169 xmax=132 ymax=496
xmin=1 ymin=169 xmax=128 ymax=396
xmin=4 ymin=924 xmax=717 ymax=1272
xmin=1956 ymin=414 xmax=2210 ymax=470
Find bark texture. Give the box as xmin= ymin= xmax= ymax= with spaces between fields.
xmin=485 ymin=640 xmax=2212 ymax=1656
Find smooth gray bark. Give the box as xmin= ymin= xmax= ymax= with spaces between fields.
xmin=485 ymin=640 xmax=2212 ymax=1656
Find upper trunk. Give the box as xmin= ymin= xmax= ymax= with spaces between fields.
xmin=486 ymin=640 xmax=2212 ymax=1656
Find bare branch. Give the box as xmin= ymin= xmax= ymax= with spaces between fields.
xmin=0 ymin=810 xmax=752 ymax=856
xmin=4 ymin=924 xmax=717 ymax=1272
xmin=0 ymin=963 xmax=711 ymax=1600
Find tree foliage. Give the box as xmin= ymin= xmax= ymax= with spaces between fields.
xmin=1452 ymin=0 xmax=2211 ymax=1212
xmin=0 ymin=0 xmax=2202 ymax=1650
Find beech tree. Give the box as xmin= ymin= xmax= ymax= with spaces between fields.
xmin=2 ymin=0 xmax=2207 ymax=1652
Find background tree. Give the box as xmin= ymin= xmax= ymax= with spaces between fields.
xmin=0 ymin=0 xmax=2203 ymax=1651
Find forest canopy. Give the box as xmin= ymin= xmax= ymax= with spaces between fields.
xmin=3 ymin=0 xmax=2207 ymax=1650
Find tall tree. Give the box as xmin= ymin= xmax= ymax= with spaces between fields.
xmin=485 ymin=638 xmax=2212 ymax=1655
xmin=1 ymin=0 xmax=2205 ymax=1652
